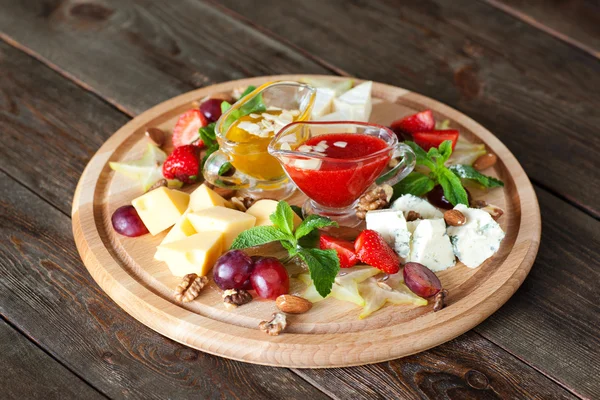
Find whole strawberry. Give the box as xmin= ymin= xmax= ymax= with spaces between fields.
xmin=354 ymin=229 xmax=400 ymax=274
xmin=162 ymin=145 xmax=201 ymax=184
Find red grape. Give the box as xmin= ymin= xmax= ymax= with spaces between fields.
xmin=403 ymin=262 xmax=442 ymax=298
xmin=111 ymin=205 xmax=149 ymax=237
xmin=213 ymin=250 xmax=255 ymax=290
xmin=200 ymin=98 xmax=223 ymax=123
xmin=250 ymin=257 xmax=289 ymax=299
xmin=427 ymin=185 xmax=471 ymax=210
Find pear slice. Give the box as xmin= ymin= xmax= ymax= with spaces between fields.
xmin=109 ymin=144 xmax=168 ymax=191
xmin=358 ymin=274 xmax=427 ymax=319
xmin=300 ymin=77 xmax=354 ymax=96
xmin=446 ymin=136 xmax=487 ymax=166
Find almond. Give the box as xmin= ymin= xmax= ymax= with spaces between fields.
xmin=444 ymin=209 xmax=466 ymax=226
xmin=276 ymin=295 xmax=312 ymax=314
xmin=481 ymin=204 xmax=504 ymax=221
xmin=145 ymin=127 xmax=165 ymax=147
xmin=473 ymin=153 xmax=497 ymax=171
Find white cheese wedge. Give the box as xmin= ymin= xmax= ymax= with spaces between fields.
xmin=311 ymin=88 xmax=336 ymax=118
xmin=333 ymin=81 xmax=372 ymax=122
xmin=391 ymin=194 xmax=443 ymax=219
xmin=409 ymin=219 xmax=455 ymax=272
xmin=447 ymin=204 xmax=505 ymax=269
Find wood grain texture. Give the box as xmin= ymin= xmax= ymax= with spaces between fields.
xmin=0 ymin=319 xmax=106 ymax=400
xmin=0 ymin=0 xmax=328 ymax=116
xmin=72 ymin=76 xmax=541 ymax=367
xmin=295 ymin=330 xmax=577 ymax=400
xmin=215 ymin=0 xmax=600 ymax=217
xmin=486 ymin=0 xmax=600 ymax=57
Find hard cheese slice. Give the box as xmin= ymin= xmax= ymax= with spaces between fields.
xmin=155 ymin=214 xmax=197 ymax=261
xmin=156 ymin=231 xmax=223 ymax=276
xmin=246 ymin=199 xmax=302 ymax=228
xmin=188 ymin=184 xmax=232 ymax=212
xmin=131 ymin=187 xmax=189 ymax=235
xmin=187 ymin=206 xmax=256 ymax=249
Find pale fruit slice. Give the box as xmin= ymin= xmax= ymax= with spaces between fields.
xmin=333 ymin=81 xmax=372 ymax=122
xmin=109 ymin=144 xmax=168 ymax=191
xmin=446 ymin=136 xmax=487 ymax=166
xmin=358 ymin=275 xmax=428 ymax=319
xmin=311 ymin=88 xmax=337 ymax=118
xmin=299 ymin=265 xmax=379 ymax=306
xmin=300 ymin=77 xmax=354 ymax=96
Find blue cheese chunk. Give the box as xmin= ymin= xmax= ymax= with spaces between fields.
xmin=391 ymin=194 xmax=443 ymax=219
xmin=365 ymin=209 xmax=411 ymax=261
xmin=447 ymin=204 xmax=505 ymax=269
xmin=408 ymin=219 xmax=456 ymax=272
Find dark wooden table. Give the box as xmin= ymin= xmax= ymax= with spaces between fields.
xmin=1 ymin=1 xmax=599 ymax=399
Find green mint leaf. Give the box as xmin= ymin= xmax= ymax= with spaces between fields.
xmin=290 ymin=205 xmax=304 ymax=220
xmin=449 ymin=165 xmax=504 ymax=188
xmin=221 ymin=101 xmax=232 ymax=113
xmin=392 ymin=172 xmax=436 ymax=200
xmin=218 ymin=162 xmax=233 ymax=176
xmin=405 ymin=141 xmax=436 ymax=171
xmin=298 ymin=248 xmax=340 ymax=297
xmin=199 ymin=122 xmax=216 ymax=144
xmin=230 ymin=226 xmax=290 ymax=249
xmin=295 ymin=214 xmax=338 ymax=240
xmin=269 ymin=201 xmax=295 ymax=236
xmin=298 ymin=229 xmax=320 ymax=249
xmin=201 ymin=142 xmax=219 ymax=168
xmin=438 ymin=168 xmax=469 ymax=206
xmin=438 ymin=140 xmax=453 ymax=164
xmin=240 ymin=85 xmax=256 ymax=98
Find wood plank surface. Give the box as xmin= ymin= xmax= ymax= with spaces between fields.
xmin=0 ymin=169 xmax=331 ymax=399
xmin=0 ymin=319 xmax=106 ymax=400
xmin=0 ymin=0 xmax=328 ymax=116
xmin=213 ymin=0 xmax=600 ymax=218
xmin=486 ymin=0 xmax=600 ymax=57
xmin=0 ymin=38 xmax=588 ymax=398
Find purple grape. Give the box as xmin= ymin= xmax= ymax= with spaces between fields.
xmin=213 ymin=250 xmax=255 ymax=290
xmin=200 ymin=98 xmax=223 ymax=123
xmin=403 ymin=262 xmax=442 ymax=298
xmin=427 ymin=185 xmax=472 ymax=210
xmin=250 ymin=257 xmax=289 ymax=299
xmin=111 ymin=205 xmax=149 ymax=237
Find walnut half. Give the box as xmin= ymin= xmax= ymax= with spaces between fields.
xmin=174 ymin=274 xmax=208 ymax=303
xmin=356 ymin=184 xmax=393 ymax=219
xmin=223 ymin=289 xmax=253 ymax=309
xmin=259 ymin=312 xmax=287 ymax=336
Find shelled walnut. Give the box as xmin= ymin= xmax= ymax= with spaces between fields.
xmin=229 ymin=196 xmax=256 ymax=212
xmin=355 ymin=184 xmax=393 ymax=219
xmin=259 ymin=312 xmax=287 ymax=336
xmin=223 ymin=289 xmax=253 ymax=309
xmin=174 ymin=274 xmax=208 ymax=303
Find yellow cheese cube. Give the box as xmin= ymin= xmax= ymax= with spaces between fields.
xmin=155 ymin=214 xmax=197 ymax=261
xmin=188 ymin=184 xmax=232 ymax=212
xmin=187 ymin=206 xmax=256 ymax=249
xmin=246 ymin=199 xmax=302 ymax=228
xmin=156 ymin=232 xmax=223 ymax=276
xmin=131 ymin=187 xmax=189 ymax=235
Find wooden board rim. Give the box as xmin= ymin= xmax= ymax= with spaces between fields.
xmin=72 ymin=75 xmax=541 ymax=368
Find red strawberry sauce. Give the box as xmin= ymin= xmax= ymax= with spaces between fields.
xmin=285 ymin=133 xmax=390 ymax=208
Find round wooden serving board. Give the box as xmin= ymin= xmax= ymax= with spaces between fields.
xmin=72 ymin=75 xmax=541 ymax=368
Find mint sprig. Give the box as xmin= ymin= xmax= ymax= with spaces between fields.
xmin=230 ymin=201 xmax=339 ymax=297
xmin=449 ymin=165 xmax=504 ymax=188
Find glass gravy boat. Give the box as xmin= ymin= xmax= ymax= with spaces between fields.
xmin=268 ymin=121 xmax=416 ymax=226
xmin=203 ymin=81 xmax=316 ymax=199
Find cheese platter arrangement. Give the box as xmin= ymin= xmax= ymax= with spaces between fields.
xmin=72 ymin=75 xmax=540 ymax=367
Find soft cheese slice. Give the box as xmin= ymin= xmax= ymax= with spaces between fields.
xmin=311 ymin=111 xmax=357 ymax=135
xmin=245 ymin=199 xmax=302 ymax=228
xmin=333 ymin=81 xmax=372 ymax=122
xmin=391 ymin=194 xmax=443 ymax=219
xmin=447 ymin=204 xmax=505 ymax=268
xmin=187 ymin=206 xmax=256 ymax=249
xmin=157 ymin=232 xmax=223 ymax=276
xmin=131 ymin=187 xmax=189 ymax=235
xmin=311 ymin=87 xmax=336 ymax=118
xmin=188 ymin=184 xmax=231 ymax=212
xmin=409 ymin=219 xmax=455 ymax=272
xmin=365 ymin=209 xmax=411 ymax=260
xmin=155 ymin=214 xmax=197 ymax=261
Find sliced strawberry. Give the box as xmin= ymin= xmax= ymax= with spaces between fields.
xmin=412 ymin=130 xmax=459 ymax=151
xmin=354 ymin=230 xmax=400 ymax=274
xmin=172 ymin=109 xmax=207 ymax=148
xmin=162 ymin=145 xmax=201 ymax=184
xmin=319 ymin=234 xmax=359 ymax=269
xmin=390 ymin=110 xmax=435 ymax=139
